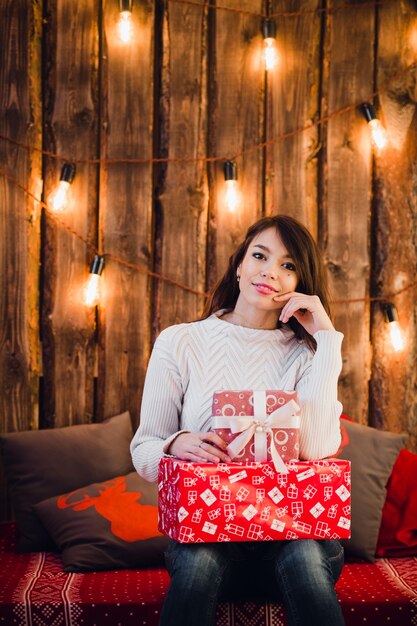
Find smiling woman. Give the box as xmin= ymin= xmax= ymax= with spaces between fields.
xmin=131 ymin=214 xmax=346 ymax=626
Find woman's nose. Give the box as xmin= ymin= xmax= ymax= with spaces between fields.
xmin=260 ymin=268 xmax=277 ymax=280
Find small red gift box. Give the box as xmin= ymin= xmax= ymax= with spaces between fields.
xmin=212 ymin=390 xmax=301 ymax=473
xmin=158 ymin=457 xmax=351 ymax=543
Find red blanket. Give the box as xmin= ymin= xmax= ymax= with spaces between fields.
xmin=1 ymin=522 xmax=416 ymax=625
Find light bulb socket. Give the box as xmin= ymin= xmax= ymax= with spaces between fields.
xmin=262 ymin=19 xmax=276 ymax=39
xmin=90 ymin=255 xmax=105 ymax=275
xmin=361 ymin=102 xmax=377 ymax=123
xmin=119 ymin=0 xmax=132 ymax=11
xmin=224 ymin=160 xmax=238 ymax=181
xmin=60 ymin=163 xmax=76 ymax=183
xmin=382 ymin=302 xmax=398 ymax=323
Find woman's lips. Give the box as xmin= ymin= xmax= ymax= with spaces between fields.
xmin=253 ymin=283 xmax=277 ymax=295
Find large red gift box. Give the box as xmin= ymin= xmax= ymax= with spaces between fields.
xmin=212 ymin=390 xmax=301 ymax=473
xmin=158 ymin=457 xmax=351 ymax=543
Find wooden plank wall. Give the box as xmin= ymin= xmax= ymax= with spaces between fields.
xmin=1 ymin=0 xmax=417 ymax=519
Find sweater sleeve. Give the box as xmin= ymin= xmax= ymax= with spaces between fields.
xmin=296 ymin=330 xmax=343 ymax=460
xmin=130 ymin=329 xmax=187 ymax=482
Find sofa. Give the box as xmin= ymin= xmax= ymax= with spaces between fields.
xmin=0 ymin=412 xmax=416 ymax=625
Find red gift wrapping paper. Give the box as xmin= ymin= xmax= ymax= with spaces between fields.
xmin=212 ymin=390 xmax=301 ymax=472
xmin=158 ymin=458 xmax=351 ymax=543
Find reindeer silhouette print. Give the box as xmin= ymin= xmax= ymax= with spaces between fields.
xmin=57 ymin=476 xmax=162 ymax=542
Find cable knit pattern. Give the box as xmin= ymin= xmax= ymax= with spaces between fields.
xmin=131 ymin=313 xmax=344 ymax=482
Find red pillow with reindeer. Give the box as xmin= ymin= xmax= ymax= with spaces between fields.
xmin=33 ymin=472 xmax=169 ymax=572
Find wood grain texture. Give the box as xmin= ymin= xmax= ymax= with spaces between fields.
xmin=41 ymin=0 xmax=99 ymax=428
xmin=265 ymin=0 xmax=321 ymax=234
xmin=154 ymin=0 xmax=208 ymax=333
xmin=0 ymin=0 xmax=42 ymax=518
xmin=97 ymin=0 xmax=154 ymax=426
xmin=320 ymin=0 xmax=374 ymax=424
xmin=206 ymin=0 xmax=265 ymax=288
xmin=369 ymin=0 xmax=417 ymax=450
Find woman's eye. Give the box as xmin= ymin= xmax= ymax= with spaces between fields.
xmin=253 ymin=252 xmax=266 ymax=260
xmin=283 ymin=262 xmax=296 ymax=271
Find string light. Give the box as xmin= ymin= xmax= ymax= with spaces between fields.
xmin=361 ymin=102 xmax=388 ymax=151
xmin=223 ymin=161 xmax=241 ymax=212
xmin=47 ymin=163 xmax=75 ymax=212
xmin=117 ymin=0 xmax=134 ymax=43
xmin=262 ymin=19 xmax=279 ymax=71
xmin=83 ymin=255 xmax=104 ymax=307
xmin=382 ymin=303 xmax=404 ymax=352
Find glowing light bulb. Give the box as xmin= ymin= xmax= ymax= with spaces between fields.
xmin=382 ymin=303 xmax=404 ymax=353
xmin=118 ymin=11 xmax=133 ymax=42
xmin=368 ymin=119 xmax=388 ymax=151
xmin=262 ymin=19 xmax=278 ymax=71
xmin=83 ymin=256 xmax=104 ymax=307
xmin=47 ymin=163 xmax=75 ymax=213
xmin=361 ymin=103 xmax=388 ymax=151
xmin=117 ymin=0 xmax=133 ymax=43
xmin=223 ymin=161 xmax=241 ymax=212
xmin=389 ymin=321 xmax=405 ymax=352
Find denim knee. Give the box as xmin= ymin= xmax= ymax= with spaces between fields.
xmin=165 ymin=540 xmax=229 ymax=593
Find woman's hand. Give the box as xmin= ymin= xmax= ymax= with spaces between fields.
xmin=168 ymin=431 xmax=231 ymax=464
xmin=273 ymin=292 xmax=334 ymax=335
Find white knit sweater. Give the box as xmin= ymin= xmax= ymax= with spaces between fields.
xmin=131 ymin=312 xmax=344 ymax=482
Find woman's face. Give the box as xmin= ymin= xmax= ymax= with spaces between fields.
xmin=236 ymin=227 xmax=298 ymax=312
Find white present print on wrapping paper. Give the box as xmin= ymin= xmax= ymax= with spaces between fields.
xmin=286 ymin=531 xmax=298 ymax=539
xmin=268 ymin=486 xmax=285 ymax=504
xmin=179 ymin=526 xmax=195 ymax=542
xmin=336 ymin=484 xmax=350 ymax=502
xmin=229 ymin=470 xmax=248 ymax=483
xmin=287 ymin=484 xmax=298 ymax=499
xmin=188 ymin=490 xmax=198 ymax=505
xmin=271 ymin=519 xmax=285 ymax=532
xmin=218 ymin=533 xmax=231 ymax=542
xmin=200 ymin=489 xmax=217 ymax=506
xmin=310 ymin=502 xmax=325 ymax=518
xmin=315 ymin=521 xmax=330 ymax=538
xmin=338 ymin=516 xmax=351 ymax=530
xmin=256 ymin=488 xmax=265 ymax=503
xmin=208 ymin=508 xmax=222 ymax=521
xmin=262 ymin=465 xmax=275 ymax=479
xmin=327 ymin=504 xmax=338 ymax=519
xmin=247 ymin=524 xmax=263 ymax=540
xmin=224 ymin=503 xmax=236 ymax=521
xmin=225 ymin=523 xmax=244 ymax=537
xmin=277 ymin=473 xmax=288 ymax=487
xmin=275 ymin=505 xmax=288 ymax=518
xmin=242 ymin=504 xmax=258 ymax=521
xmin=192 ymin=509 xmax=203 ymax=523
xmin=293 ymin=520 xmax=312 ymax=534
xmin=343 ymin=505 xmax=351 ymax=516
xmin=320 ymin=473 xmax=333 ymax=483
xmin=184 ymin=477 xmax=198 ymax=487
xmin=236 ymin=486 xmax=250 ymax=502
xmin=252 ymin=476 xmax=266 ymax=485
xmin=219 ymin=487 xmax=231 ymax=501
xmin=324 ymin=486 xmax=333 ymax=501
xmin=178 ymin=506 xmax=189 ymax=522
xmin=210 ymin=475 xmax=220 ymax=489
xmin=303 ymin=485 xmax=317 ymax=500
xmin=296 ymin=468 xmax=315 ymax=482
xmin=260 ymin=506 xmax=271 ymax=520
xmin=202 ymin=522 xmax=217 ymax=535
xmin=194 ymin=466 xmax=208 ymax=480
xmin=291 ymin=502 xmax=303 ymax=518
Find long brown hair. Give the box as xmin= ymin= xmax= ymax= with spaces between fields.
xmin=201 ymin=215 xmax=332 ymax=351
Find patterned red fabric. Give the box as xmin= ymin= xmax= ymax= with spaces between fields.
xmin=0 ymin=522 xmax=416 ymax=626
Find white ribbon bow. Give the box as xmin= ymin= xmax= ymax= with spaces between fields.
xmin=213 ymin=391 xmax=300 ymax=474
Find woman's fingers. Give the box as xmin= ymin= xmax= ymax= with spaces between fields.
xmin=170 ymin=432 xmax=231 ymax=463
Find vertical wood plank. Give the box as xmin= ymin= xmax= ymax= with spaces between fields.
xmin=265 ymin=0 xmax=321 ymax=234
xmin=0 ymin=0 xmax=42 ymax=518
xmin=41 ymin=0 xmax=99 ymax=428
xmin=98 ymin=0 xmax=154 ymax=426
xmin=320 ymin=0 xmax=374 ymax=424
xmin=370 ymin=1 xmax=417 ymax=450
xmin=207 ymin=0 xmax=265 ymax=286
xmin=154 ymin=0 xmax=208 ymax=333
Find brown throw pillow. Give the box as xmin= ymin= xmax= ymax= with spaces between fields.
xmin=33 ymin=472 xmax=169 ymax=572
xmin=0 ymin=412 xmax=134 ymax=551
xmin=337 ymin=417 xmax=406 ymax=561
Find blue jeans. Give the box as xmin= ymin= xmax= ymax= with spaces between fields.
xmin=159 ymin=539 xmax=345 ymax=626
